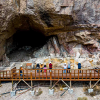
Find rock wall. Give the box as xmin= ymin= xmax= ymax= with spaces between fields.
xmin=0 ymin=0 xmax=100 ymax=60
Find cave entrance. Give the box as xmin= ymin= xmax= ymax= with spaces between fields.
xmin=13 ymin=29 xmax=47 ymax=49
xmin=6 ymin=15 xmax=50 ymax=61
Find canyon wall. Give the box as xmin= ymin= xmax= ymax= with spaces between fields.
xmin=0 ymin=0 xmax=100 ymax=60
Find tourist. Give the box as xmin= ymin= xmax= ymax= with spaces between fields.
xmin=44 ymin=64 xmax=47 ymax=73
xmin=63 ymin=63 xmax=67 ymax=73
xmin=40 ymin=63 xmax=44 ymax=72
xmin=36 ymin=63 xmax=40 ymax=73
xmin=32 ymin=63 xmax=36 ymax=69
xmin=20 ymin=66 xmax=23 ymax=76
xmin=49 ymin=62 xmax=52 ymax=72
xmin=67 ymin=62 xmax=71 ymax=73
xmin=78 ymin=62 xmax=81 ymax=73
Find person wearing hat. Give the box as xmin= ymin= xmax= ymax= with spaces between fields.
xmin=78 ymin=61 xmax=81 ymax=73
xmin=40 ymin=63 xmax=44 ymax=72
xmin=36 ymin=63 xmax=40 ymax=73
xmin=20 ymin=65 xmax=23 ymax=76
xmin=49 ymin=62 xmax=52 ymax=72
xmin=63 ymin=63 xmax=67 ymax=73
xmin=43 ymin=64 xmax=47 ymax=73
xmin=67 ymin=62 xmax=71 ymax=73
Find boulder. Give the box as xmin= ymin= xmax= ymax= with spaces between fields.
xmin=81 ymin=60 xmax=91 ymax=68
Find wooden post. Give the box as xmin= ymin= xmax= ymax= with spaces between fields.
xmin=31 ymin=80 xmax=33 ymax=91
xmin=98 ymin=69 xmax=99 ymax=79
xmin=35 ymin=69 xmax=36 ymax=79
xmin=50 ymin=71 xmax=52 ymax=88
xmin=0 ymin=71 xmax=1 ymax=85
xmin=12 ymin=69 xmax=13 ymax=91
xmin=50 ymin=80 xmax=52 ymax=88
xmin=70 ymin=80 xmax=71 ymax=88
xmin=90 ymin=81 xmax=91 ymax=88
xmin=51 ymin=80 xmax=60 ymax=89
xmin=82 ymin=70 xmax=83 ymax=79
xmin=74 ymin=70 xmax=75 ymax=79
xmin=12 ymin=80 xmax=13 ymax=91
xmin=23 ymin=69 xmax=24 ymax=79
xmin=58 ymin=70 xmax=59 ymax=79
xmin=86 ymin=70 xmax=87 ymax=79
xmin=31 ymin=71 xmax=33 ymax=90
xmin=62 ymin=70 xmax=63 ymax=79
xmin=90 ymin=70 xmax=91 ymax=81
xmin=61 ymin=80 xmax=70 ymax=88
xmin=92 ymin=79 xmax=100 ymax=89
xmin=19 ymin=69 xmax=20 ymax=80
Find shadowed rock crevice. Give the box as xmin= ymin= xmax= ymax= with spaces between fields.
xmin=39 ymin=9 xmax=53 ymax=27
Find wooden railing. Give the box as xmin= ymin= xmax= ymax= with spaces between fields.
xmin=0 ymin=69 xmax=100 ymax=81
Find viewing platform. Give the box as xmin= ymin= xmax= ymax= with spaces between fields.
xmin=0 ymin=69 xmax=100 ymax=81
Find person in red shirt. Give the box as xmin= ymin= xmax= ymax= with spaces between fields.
xmin=49 ymin=62 xmax=52 ymax=72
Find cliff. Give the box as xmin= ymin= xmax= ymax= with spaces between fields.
xmin=0 ymin=0 xmax=100 ymax=60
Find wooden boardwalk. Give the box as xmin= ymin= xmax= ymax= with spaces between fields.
xmin=0 ymin=69 xmax=100 ymax=81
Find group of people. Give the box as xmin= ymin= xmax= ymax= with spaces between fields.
xmin=20 ymin=61 xmax=82 ymax=76
xmin=36 ymin=62 xmax=52 ymax=73
xmin=63 ymin=62 xmax=81 ymax=73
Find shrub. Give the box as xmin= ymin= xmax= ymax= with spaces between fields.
xmin=77 ymin=97 xmax=88 ymax=100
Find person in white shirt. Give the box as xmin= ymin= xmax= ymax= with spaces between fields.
xmin=63 ymin=63 xmax=67 ymax=73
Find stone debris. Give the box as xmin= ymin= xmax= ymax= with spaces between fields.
xmin=81 ymin=60 xmax=91 ymax=68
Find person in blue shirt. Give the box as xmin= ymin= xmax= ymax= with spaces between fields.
xmin=63 ymin=63 xmax=67 ymax=73
xmin=36 ymin=63 xmax=40 ymax=73
xmin=78 ymin=62 xmax=81 ymax=73
xmin=67 ymin=62 xmax=71 ymax=73
xmin=20 ymin=66 xmax=23 ymax=76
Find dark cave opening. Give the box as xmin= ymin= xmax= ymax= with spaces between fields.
xmin=5 ymin=15 xmax=53 ymax=61
xmin=6 ymin=28 xmax=51 ymax=61
xmin=13 ymin=29 xmax=48 ymax=49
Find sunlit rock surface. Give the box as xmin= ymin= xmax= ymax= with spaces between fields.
xmin=0 ymin=0 xmax=100 ymax=63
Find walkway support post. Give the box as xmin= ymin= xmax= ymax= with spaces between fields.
xmin=31 ymin=80 xmax=33 ymax=91
xmin=88 ymin=70 xmax=93 ymax=93
xmin=90 ymin=81 xmax=91 ymax=88
xmin=92 ymin=79 xmax=100 ymax=89
xmin=31 ymin=71 xmax=33 ymax=90
xmin=12 ymin=80 xmax=13 ymax=91
xmin=70 ymin=80 xmax=71 ymax=88
xmin=50 ymin=70 xmax=52 ymax=88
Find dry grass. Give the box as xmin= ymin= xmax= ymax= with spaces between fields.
xmin=84 ymin=85 xmax=100 ymax=96
xmin=77 ymin=97 xmax=88 ymax=100
xmin=35 ymin=88 xmax=43 ymax=96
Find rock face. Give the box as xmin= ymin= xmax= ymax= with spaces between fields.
xmin=0 ymin=0 xmax=100 ymax=60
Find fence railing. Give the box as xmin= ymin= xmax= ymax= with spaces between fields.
xmin=0 ymin=69 xmax=100 ymax=81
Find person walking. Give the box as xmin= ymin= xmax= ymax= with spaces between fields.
xmin=49 ymin=62 xmax=52 ymax=72
xmin=63 ymin=63 xmax=67 ymax=73
xmin=67 ymin=62 xmax=71 ymax=73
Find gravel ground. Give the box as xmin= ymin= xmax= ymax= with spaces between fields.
xmin=0 ymin=82 xmax=100 ymax=100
